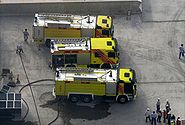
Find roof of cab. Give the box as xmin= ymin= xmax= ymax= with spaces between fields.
xmin=90 ymin=38 xmax=115 ymax=50
xmin=119 ymin=68 xmax=133 ymax=83
xmin=96 ymin=15 xmax=112 ymax=29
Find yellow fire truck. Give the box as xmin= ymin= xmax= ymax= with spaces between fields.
xmin=50 ymin=37 xmax=119 ymax=69
xmin=53 ymin=67 xmax=137 ymax=103
xmin=33 ymin=13 xmax=114 ymax=47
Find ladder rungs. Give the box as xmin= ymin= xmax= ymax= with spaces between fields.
xmin=58 ymin=67 xmax=94 ymax=73
xmin=38 ymin=13 xmax=72 ymax=18
xmin=52 ymin=38 xmax=89 ymax=45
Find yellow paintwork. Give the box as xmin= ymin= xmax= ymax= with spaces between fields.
xmin=56 ymin=44 xmax=65 ymax=48
xmin=97 ymin=16 xmax=112 ymax=29
xmin=76 ymin=65 xmax=88 ymax=68
xmin=90 ymin=38 xmax=115 ymax=49
xmin=44 ymin=28 xmax=81 ymax=38
xmin=90 ymin=50 xmax=118 ymax=65
xmin=55 ymin=68 xmax=137 ymax=99
xmin=91 ymin=53 xmax=104 ymax=64
xmin=55 ymin=81 xmax=63 ymax=96
xmin=51 ymin=37 xmax=118 ymax=66
xmin=33 ymin=14 xmax=114 ymax=44
xmin=96 ymin=16 xmax=112 ymax=37
xmin=90 ymin=38 xmax=118 ymax=65
xmin=55 ymin=81 xmax=106 ymax=96
xmin=119 ymin=69 xmax=133 ymax=83
xmin=118 ymin=83 xmax=124 ymax=95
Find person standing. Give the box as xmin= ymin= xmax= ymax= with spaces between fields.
xmin=157 ymin=109 xmax=162 ymax=123
xmin=23 ymin=29 xmax=29 ymax=42
xmin=16 ymin=43 xmax=24 ymax=54
xmin=156 ymin=98 xmax=160 ymax=111
xmin=145 ymin=108 xmax=151 ymax=123
xmin=166 ymin=99 xmax=171 ymax=112
xmin=171 ymin=114 xmax=176 ymax=122
xmin=163 ymin=109 xmax=167 ymax=123
xmin=16 ymin=44 xmax=20 ymax=54
xmin=176 ymin=117 xmax=181 ymax=125
xmin=16 ymin=74 xmax=20 ymax=84
xmin=167 ymin=110 xmax=172 ymax=125
xmin=151 ymin=111 xmax=157 ymax=125
xmin=171 ymin=121 xmax=175 ymax=125
xmin=179 ymin=44 xmax=184 ymax=59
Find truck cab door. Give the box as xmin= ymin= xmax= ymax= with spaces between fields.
xmin=106 ymin=83 xmax=117 ymax=96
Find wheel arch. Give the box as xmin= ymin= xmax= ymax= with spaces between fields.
xmin=100 ymin=63 xmax=113 ymax=69
xmin=116 ymin=94 xmax=129 ymax=102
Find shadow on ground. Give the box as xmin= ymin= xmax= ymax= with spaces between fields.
xmin=0 ymin=119 xmax=38 ymax=125
xmin=40 ymin=94 xmax=111 ymax=125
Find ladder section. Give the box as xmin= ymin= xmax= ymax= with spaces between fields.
xmin=38 ymin=13 xmax=72 ymax=19
xmin=58 ymin=67 xmax=94 ymax=73
xmin=37 ymin=13 xmax=73 ymax=22
xmin=52 ymin=38 xmax=89 ymax=45
xmin=51 ymin=38 xmax=90 ymax=51
xmin=56 ymin=68 xmax=116 ymax=83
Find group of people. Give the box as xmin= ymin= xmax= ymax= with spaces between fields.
xmin=16 ymin=29 xmax=29 ymax=54
xmin=145 ymin=98 xmax=181 ymax=125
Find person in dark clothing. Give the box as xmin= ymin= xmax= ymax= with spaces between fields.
xmin=163 ymin=109 xmax=167 ymax=123
xmin=167 ymin=110 xmax=171 ymax=125
xmin=151 ymin=111 xmax=157 ymax=125
xmin=16 ymin=43 xmax=24 ymax=54
xmin=179 ymin=44 xmax=185 ymax=59
xmin=165 ymin=99 xmax=171 ymax=112
xmin=156 ymin=98 xmax=160 ymax=111
xmin=171 ymin=114 xmax=176 ymax=122
xmin=157 ymin=110 xmax=162 ymax=122
xmin=23 ymin=29 xmax=29 ymax=42
xmin=176 ymin=117 xmax=181 ymax=125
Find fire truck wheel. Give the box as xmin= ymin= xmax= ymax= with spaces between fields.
xmin=55 ymin=96 xmax=62 ymax=101
xmin=65 ymin=64 xmax=76 ymax=68
xmin=69 ymin=95 xmax=79 ymax=103
xmin=45 ymin=39 xmax=51 ymax=48
xmin=100 ymin=63 xmax=112 ymax=69
xmin=81 ymin=95 xmax=92 ymax=103
xmin=117 ymin=95 xmax=128 ymax=104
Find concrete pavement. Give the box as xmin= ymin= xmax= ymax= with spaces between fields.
xmin=0 ymin=0 xmax=185 ymax=125
xmin=0 ymin=0 xmax=142 ymax=16
xmin=0 ymin=0 xmax=142 ymax=3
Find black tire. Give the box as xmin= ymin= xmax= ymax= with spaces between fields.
xmin=69 ymin=95 xmax=79 ymax=103
xmin=100 ymin=63 xmax=112 ymax=69
xmin=55 ymin=96 xmax=62 ymax=101
xmin=45 ymin=39 xmax=51 ymax=48
xmin=81 ymin=95 xmax=92 ymax=103
xmin=117 ymin=95 xmax=128 ymax=104
xmin=66 ymin=64 xmax=76 ymax=68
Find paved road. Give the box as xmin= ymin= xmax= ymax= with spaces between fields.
xmin=0 ymin=1 xmax=142 ymax=16
xmin=0 ymin=0 xmax=142 ymax=3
